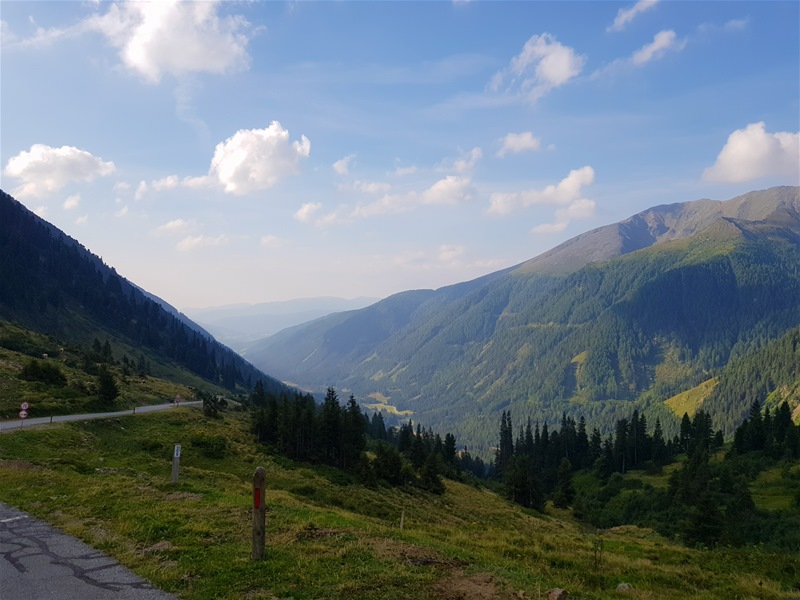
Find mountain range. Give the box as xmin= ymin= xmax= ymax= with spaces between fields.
xmin=2 ymin=186 xmax=798 ymax=453
xmin=183 ymin=297 xmax=380 ymax=350
xmin=244 ymin=186 xmax=800 ymax=450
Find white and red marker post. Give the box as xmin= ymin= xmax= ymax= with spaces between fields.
xmin=19 ymin=402 xmax=29 ymax=426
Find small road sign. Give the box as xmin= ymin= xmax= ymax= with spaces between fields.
xmin=18 ymin=410 xmax=28 ymax=419
xmin=20 ymin=402 xmax=29 ymax=410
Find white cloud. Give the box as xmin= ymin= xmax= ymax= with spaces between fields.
xmin=489 ymin=166 xmax=595 ymax=216
xmin=452 ymin=147 xmax=482 ymax=173
xmin=259 ymin=235 xmax=281 ymax=248
xmin=497 ymin=132 xmax=542 ymax=158
xmin=631 ymin=30 xmax=686 ymax=65
xmin=63 ymin=194 xmax=80 ymax=210
xmin=176 ymin=234 xmax=229 ymax=252
xmin=533 ymin=198 xmax=596 ymax=234
xmin=209 ymin=121 xmax=311 ymax=194
xmin=75 ymin=214 xmax=89 ymax=225
xmin=724 ymin=18 xmax=749 ymax=32
xmin=339 ymin=180 xmax=392 ymax=195
xmin=3 ymin=144 xmax=115 ymax=198
xmin=392 ymin=165 xmax=418 ymax=177
xmin=151 ymin=175 xmax=180 ymax=191
xmin=116 ymin=205 xmax=129 ymax=217
xmin=113 ymin=181 xmax=130 ymax=192
xmin=438 ymin=244 xmax=465 ymax=264
xmin=135 ymin=180 xmax=148 ymax=201
xmin=156 ymin=218 xmax=191 ymax=235
xmin=33 ymin=206 xmax=48 ymax=218
xmin=294 ymin=202 xmax=322 ymax=223
xmin=489 ymin=166 xmax=596 ymax=234
xmin=607 ymin=0 xmax=659 ymax=32
xmin=88 ymin=1 xmax=252 ymax=84
xmin=421 ymin=176 xmax=474 ymax=205
xmin=490 ymin=33 xmax=585 ymax=103
xmin=333 ymin=154 xmax=355 ymax=175
xmin=703 ymin=122 xmax=800 ymax=183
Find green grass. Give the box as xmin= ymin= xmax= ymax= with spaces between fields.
xmin=664 ymin=378 xmax=718 ymax=418
xmin=1 ymin=409 xmax=798 ymax=599
xmin=0 ymin=320 xmax=230 ymax=419
xmin=751 ymin=464 xmax=800 ymax=511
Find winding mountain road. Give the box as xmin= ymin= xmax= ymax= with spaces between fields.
xmin=0 ymin=402 xmax=202 ymax=433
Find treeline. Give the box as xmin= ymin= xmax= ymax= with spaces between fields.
xmin=497 ymin=401 xmax=800 ymax=550
xmin=0 ymin=190 xmax=286 ymax=395
xmin=250 ymin=385 xmax=485 ymax=493
xmin=492 ymin=409 xmax=708 ymax=511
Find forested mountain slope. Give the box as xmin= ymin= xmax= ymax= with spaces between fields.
xmin=248 ymin=187 xmax=800 ymax=450
xmin=0 ymin=190 xmax=289 ymax=396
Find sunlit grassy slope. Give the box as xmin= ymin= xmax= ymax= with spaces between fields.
xmin=664 ymin=378 xmax=718 ymax=418
xmin=1 ymin=408 xmax=797 ymax=600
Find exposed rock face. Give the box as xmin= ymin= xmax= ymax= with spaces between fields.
xmin=547 ymin=589 xmax=569 ymax=600
xmin=616 ymin=582 xmax=633 ymax=592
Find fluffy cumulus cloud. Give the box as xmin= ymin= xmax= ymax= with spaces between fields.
xmin=703 ymin=122 xmax=800 ymax=183
xmin=421 ymin=176 xmax=474 ymax=205
xmin=608 ymin=0 xmax=659 ymax=32
xmin=489 ymin=167 xmax=596 ymax=233
xmin=631 ymin=30 xmax=686 ymax=65
xmin=497 ymin=132 xmax=542 ymax=158
xmin=88 ymin=1 xmax=252 ymax=83
xmin=3 ymin=144 xmax=115 ymax=198
xmin=490 ymin=33 xmax=585 ymax=103
xmin=209 ymin=121 xmax=311 ymax=195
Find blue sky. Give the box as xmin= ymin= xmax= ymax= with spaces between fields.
xmin=2 ymin=1 xmax=798 ymax=310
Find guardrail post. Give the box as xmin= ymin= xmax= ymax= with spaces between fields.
xmin=252 ymin=466 xmax=266 ymax=560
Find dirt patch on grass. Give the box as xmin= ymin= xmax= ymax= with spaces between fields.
xmin=433 ymin=572 xmax=504 ymax=600
xmin=0 ymin=459 xmax=40 ymax=471
xmin=144 ymin=540 xmax=176 ymax=554
xmin=367 ymin=537 xmax=467 ymax=569
xmin=164 ymin=491 xmax=203 ymax=501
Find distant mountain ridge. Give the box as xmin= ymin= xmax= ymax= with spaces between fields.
xmin=184 ymin=297 xmax=381 ymax=350
xmin=246 ymin=186 xmax=800 ymax=450
xmin=0 ymin=189 xmax=290 ymax=397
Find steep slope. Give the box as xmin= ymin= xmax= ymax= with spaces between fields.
xmin=248 ymin=187 xmax=800 ymax=448
xmin=0 ymin=189 xmax=290 ymax=396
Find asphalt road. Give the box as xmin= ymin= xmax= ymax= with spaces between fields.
xmin=0 ymin=402 xmax=202 ymax=433
xmin=0 ymin=502 xmax=177 ymax=599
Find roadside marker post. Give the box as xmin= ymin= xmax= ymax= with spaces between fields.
xmin=171 ymin=444 xmax=181 ymax=484
xmin=252 ymin=466 xmax=266 ymax=560
xmin=19 ymin=402 xmax=29 ymax=427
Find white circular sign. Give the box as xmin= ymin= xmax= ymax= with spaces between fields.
xmin=18 ymin=410 xmax=28 ymax=419
xmin=20 ymin=402 xmax=29 ymax=410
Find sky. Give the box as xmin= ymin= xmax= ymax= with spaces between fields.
xmin=1 ymin=1 xmax=799 ymax=311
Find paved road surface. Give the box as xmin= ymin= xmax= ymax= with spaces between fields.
xmin=0 ymin=402 xmax=202 ymax=433
xmin=0 ymin=502 xmax=177 ymax=599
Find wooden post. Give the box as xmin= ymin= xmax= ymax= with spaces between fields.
xmin=252 ymin=466 xmax=267 ymax=560
xmin=400 ymin=509 xmax=405 ymax=531
xmin=171 ymin=444 xmax=181 ymax=484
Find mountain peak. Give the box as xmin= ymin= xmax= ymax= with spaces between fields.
xmin=513 ymin=186 xmax=799 ymax=276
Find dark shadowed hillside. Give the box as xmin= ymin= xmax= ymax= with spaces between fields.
xmin=0 ymin=189 xmax=290 ymax=396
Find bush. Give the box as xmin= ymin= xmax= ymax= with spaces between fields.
xmin=20 ymin=359 xmax=67 ymax=386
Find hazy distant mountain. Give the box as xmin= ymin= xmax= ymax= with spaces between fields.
xmin=184 ymin=297 xmax=380 ymax=350
xmin=246 ymin=186 xmax=800 ymax=450
xmin=0 ymin=189 xmax=292 ymax=397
